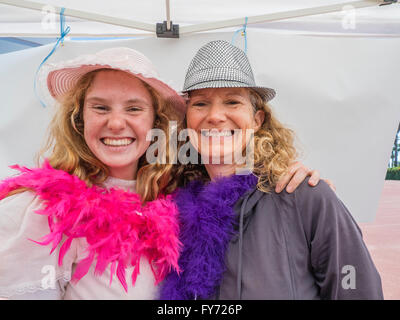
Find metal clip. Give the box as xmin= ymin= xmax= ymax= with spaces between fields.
xmin=156 ymin=21 xmax=179 ymax=38
xmin=380 ymin=0 xmax=397 ymax=6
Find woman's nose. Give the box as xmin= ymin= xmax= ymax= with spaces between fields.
xmin=107 ymin=111 xmax=126 ymax=131
xmin=206 ymin=103 xmax=227 ymax=125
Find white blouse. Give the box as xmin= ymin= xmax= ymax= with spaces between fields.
xmin=0 ymin=177 xmax=158 ymax=300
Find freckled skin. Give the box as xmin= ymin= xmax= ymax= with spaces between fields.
xmin=83 ymin=70 xmax=155 ymax=180
xmin=186 ymin=87 xmax=264 ymax=166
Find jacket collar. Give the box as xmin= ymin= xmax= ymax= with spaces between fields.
xmin=231 ymin=187 xmax=265 ymax=242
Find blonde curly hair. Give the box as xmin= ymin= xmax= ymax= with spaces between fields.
xmin=249 ymin=89 xmax=298 ymax=192
xmin=178 ymin=88 xmax=298 ymax=192
xmin=9 ymin=69 xmax=183 ymax=202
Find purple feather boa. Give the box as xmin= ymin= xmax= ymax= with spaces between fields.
xmin=159 ymin=173 xmax=258 ymax=300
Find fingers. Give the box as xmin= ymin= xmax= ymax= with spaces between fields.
xmin=275 ymin=171 xmax=293 ymax=193
xmin=275 ymin=162 xmax=324 ymax=193
xmin=275 ymin=161 xmax=336 ymax=194
xmin=324 ymin=179 xmax=337 ymax=192
xmin=275 ymin=161 xmax=308 ymax=193
xmin=285 ymin=167 xmax=311 ymax=193
xmin=307 ymin=170 xmax=321 ymax=187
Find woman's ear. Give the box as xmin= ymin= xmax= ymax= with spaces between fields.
xmin=253 ymin=110 xmax=265 ymax=132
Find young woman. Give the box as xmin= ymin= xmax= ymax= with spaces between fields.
xmin=0 ymin=47 xmax=186 ymax=300
xmin=160 ymin=40 xmax=383 ymax=300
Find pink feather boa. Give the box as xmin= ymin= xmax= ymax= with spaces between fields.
xmin=0 ymin=160 xmax=181 ymax=292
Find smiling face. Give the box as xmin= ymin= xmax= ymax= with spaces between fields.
xmin=83 ymin=70 xmax=155 ymax=180
xmin=186 ymin=87 xmax=265 ymax=165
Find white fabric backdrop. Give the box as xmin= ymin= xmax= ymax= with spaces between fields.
xmin=0 ymin=30 xmax=399 ymax=222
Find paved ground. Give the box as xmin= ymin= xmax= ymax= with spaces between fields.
xmin=359 ymin=180 xmax=400 ymax=300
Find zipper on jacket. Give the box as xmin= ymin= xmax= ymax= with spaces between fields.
xmin=271 ymin=194 xmax=298 ymax=299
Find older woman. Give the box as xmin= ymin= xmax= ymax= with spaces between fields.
xmin=160 ymin=40 xmax=383 ymax=300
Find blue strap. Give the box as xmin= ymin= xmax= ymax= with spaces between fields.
xmin=34 ymin=7 xmax=71 ymax=107
xmin=231 ymin=17 xmax=248 ymax=54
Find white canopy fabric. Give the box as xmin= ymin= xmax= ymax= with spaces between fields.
xmin=0 ymin=0 xmax=399 ymax=37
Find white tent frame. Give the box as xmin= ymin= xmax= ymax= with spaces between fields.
xmin=0 ymin=0 xmax=392 ymax=38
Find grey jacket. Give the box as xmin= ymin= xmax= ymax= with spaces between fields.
xmin=215 ymin=179 xmax=383 ymax=300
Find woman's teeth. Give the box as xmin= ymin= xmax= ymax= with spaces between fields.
xmin=201 ymin=130 xmax=234 ymax=137
xmin=102 ymin=138 xmax=134 ymax=146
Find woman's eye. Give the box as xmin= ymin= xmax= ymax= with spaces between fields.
xmin=129 ymin=107 xmax=143 ymax=111
xmin=191 ymin=102 xmax=207 ymax=107
xmin=93 ymin=105 xmax=108 ymax=111
xmin=226 ymin=100 xmax=240 ymax=105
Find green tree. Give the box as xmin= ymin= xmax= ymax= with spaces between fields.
xmin=390 ymin=122 xmax=400 ymax=168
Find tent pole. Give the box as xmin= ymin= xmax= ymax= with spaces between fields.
xmin=0 ymin=0 xmax=156 ymax=33
xmin=0 ymin=33 xmax=154 ymax=38
xmin=166 ymin=0 xmax=171 ymax=30
xmin=0 ymin=0 xmax=391 ymax=37
xmin=180 ymin=0 xmax=382 ymax=34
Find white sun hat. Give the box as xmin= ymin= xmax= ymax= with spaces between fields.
xmin=37 ymin=47 xmax=186 ymax=115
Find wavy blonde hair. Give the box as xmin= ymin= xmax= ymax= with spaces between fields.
xmin=249 ymin=89 xmax=298 ymax=192
xmin=178 ymin=88 xmax=298 ymax=193
xmin=9 ymin=69 xmax=183 ymax=202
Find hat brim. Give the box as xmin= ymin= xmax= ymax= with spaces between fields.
xmin=46 ymin=64 xmax=186 ymax=115
xmin=183 ymin=80 xmax=276 ymax=102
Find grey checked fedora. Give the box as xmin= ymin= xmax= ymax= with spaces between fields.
xmin=183 ymin=40 xmax=276 ymax=102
